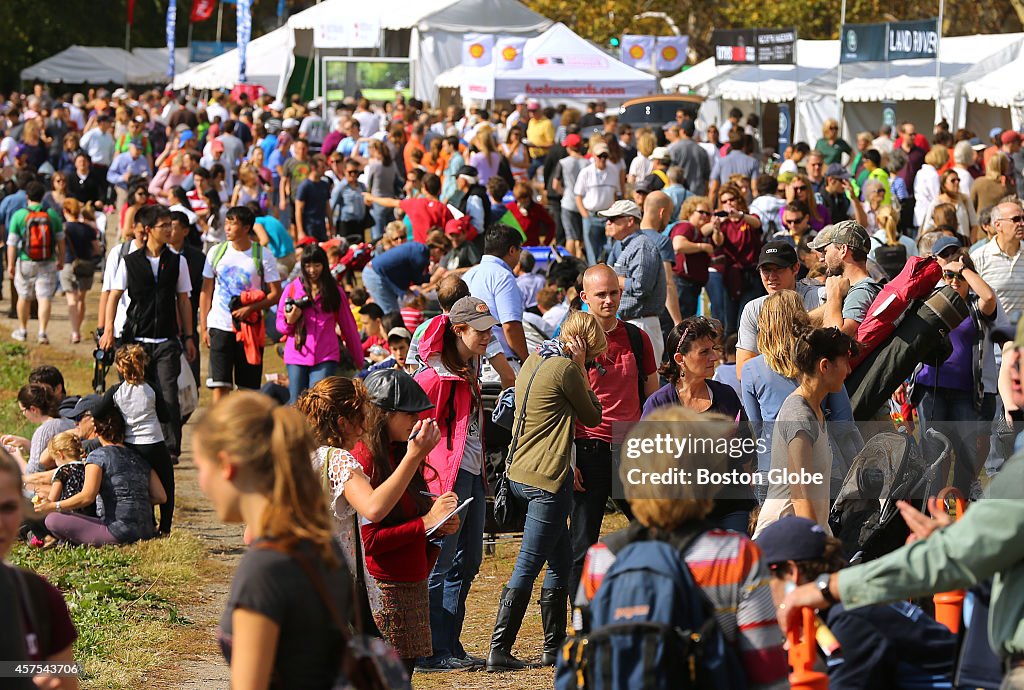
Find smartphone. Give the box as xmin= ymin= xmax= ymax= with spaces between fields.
xmin=714 ymin=211 xmax=729 ymax=218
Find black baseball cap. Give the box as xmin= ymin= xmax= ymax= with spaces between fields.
xmin=757 ymin=241 xmax=799 ymax=268
xmin=364 ymin=369 xmax=434 ymax=414
xmin=755 ymin=516 xmax=831 ymax=564
xmin=59 ymin=394 xmax=102 ymax=421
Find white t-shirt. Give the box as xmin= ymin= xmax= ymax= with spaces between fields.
xmin=202 ymin=243 xmax=281 ymax=332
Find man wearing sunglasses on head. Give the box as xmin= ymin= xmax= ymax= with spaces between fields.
xmin=971 ymin=201 xmax=1024 ymax=325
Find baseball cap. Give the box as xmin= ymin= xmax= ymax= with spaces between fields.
xmin=445 ymin=216 xmax=472 ymax=236
xmin=282 ymin=117 xmax=300 ymax=130
xmin=825 ymin=163 xmax=851 ymax=180
xmin=1002 ymin=131 xmax=1022 ymax=145
xmin=597 ymin=199 xmax=642 ymax=220
xmin=527 ymin=98 xmax=541 ymax=111
xmin=931 ymin=235 xmax=963 ymax=257
xmin=60 ymin=394 xmax=102 ymax=421
xmin=112 ymin=88 xmax=128 ymax=100
xmin=512 ymin=94 xmax=527 ymax=105
xmin=990 ymin=127 xmax=1004 ymax=140
xmin=636 ymin=174 xmax=664 ymax=193
xmin=591 ymin=142 xmax=610 ymax=157
xmin=387 ymin=326 xmax=413 ymax=341
xmin=457 ymin=165 xmax=479 ymax=183
xmin=562 ymin=133 xmax=582 ymax=149
xmin=808 ymin=220 xmax=869 ymax=252
xmin=449 ymin=296 xmax=500 ymax=331
xmin=363 ymin=369 xmax=434 ymax=414
xmin=681 ymin=119 xmax=696 ymax=137
xmin=211 ymin=139 xmax=225 ymax=153
xmin=651 ymin=146 xmax=671 ymax=161
xmin=757 ymin=241 xmax=799 ymax=268
xmin=178 ymin=130 xmax=194 ymax=143
xmin=755 ymin=516 xmax=831 ymax=564
xmin=270 ymin=100 xmax=285 ymax=111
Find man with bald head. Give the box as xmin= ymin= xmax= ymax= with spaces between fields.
xmin=569 ymin=263 xmax=659 ymax=597
xmin=972 ymin=200 xmax=1024 ymax=323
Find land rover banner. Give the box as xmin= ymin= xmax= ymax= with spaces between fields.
xmin=841 ymin=19 xmax=939 ymax=64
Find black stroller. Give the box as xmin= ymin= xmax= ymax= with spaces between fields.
xmin=829 ymin=428 xmax=952 ymax=564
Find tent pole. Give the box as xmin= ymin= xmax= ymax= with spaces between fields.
xmin=216 ymin=1 xmax=224 ymax=43
xmin=936 ymin=0 xmax=945 ymax=124
xmin=837 ymin=0 xmax=847 ymax=140
xmin=125 ymin=21 xmax=132 ymax=52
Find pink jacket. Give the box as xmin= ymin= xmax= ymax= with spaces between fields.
xmin=413 ymin=315 xmax=484 ymax=496
xmin=274 ymin=281 xmax=363 ymax=368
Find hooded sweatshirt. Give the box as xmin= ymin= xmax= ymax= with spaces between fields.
xmin=413 ymin=315 xmax=485 ymax=497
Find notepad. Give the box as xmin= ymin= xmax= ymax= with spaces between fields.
xmin=425 ymin=497 xmax=474 ymax=537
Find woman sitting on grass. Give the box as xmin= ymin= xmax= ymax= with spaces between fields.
xmin=36 ymin=408 xmax=165 ymax=546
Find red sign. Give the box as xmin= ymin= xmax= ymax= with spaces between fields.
xmin=190 ymin=0 xmax=216 ymax=22
xmin=127 ymin=0 xmax=136 ymax=25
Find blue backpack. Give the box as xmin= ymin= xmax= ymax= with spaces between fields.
xmin=555 ymin=524 xmax=746 ymax=690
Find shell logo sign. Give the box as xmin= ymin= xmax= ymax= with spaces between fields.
xmin=469 ymin=43 xmax=486 ymax=59
xmin=628 ymin=45 xmax=646 ymax=60
xmin=502 ymin=46 xmax=519 ymax=62
xmin=661 ymin=45 xmax=679 ymax=62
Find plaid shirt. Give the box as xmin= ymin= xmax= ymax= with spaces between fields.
xmin=612 ymin=231 xmax=665 ymax=320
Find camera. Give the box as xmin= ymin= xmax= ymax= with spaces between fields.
xmin=285 ymin=295 xmax=314 ymax=312
xmin=713 ymin=211 xmax=730 ymax=218
xmin=93 ymin=346 xmax=115 ymax=366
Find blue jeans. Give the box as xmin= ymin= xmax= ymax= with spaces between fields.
xmin=370 ymin=203 xmax=394 ymax=242
xmin=676 ymin=276 xmax=702 ymax=319
xmin=361 ymin=265 xmax=402 ymax=314
xmin=704 ymin=270 xmax=729 ymax=325
xmin=423 ymin=470 xmax=486 ymax=662
xmin=286 ymin=361 xmax=338 ymax=404
xmin=507 ymin=476 xmax=573 ymax=590
xmin=583 ymin=217 xmax=608 ymax=266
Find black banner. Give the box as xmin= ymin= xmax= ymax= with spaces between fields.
xmin=756 ymin=27 xmax=797 ymax=65
xmin=713 ymin=28 xmax=796 ymax=65
xmin=841 ymin=19 xmax=939 ymax=64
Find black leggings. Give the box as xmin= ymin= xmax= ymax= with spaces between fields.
xmin=128 ymin=441 xmax=174 ymax=534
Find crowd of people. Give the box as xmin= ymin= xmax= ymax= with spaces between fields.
xmin=1 ymin=82 xmax=1023 ymax=689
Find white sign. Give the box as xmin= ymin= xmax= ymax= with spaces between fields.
xmin=314 ymin=19 xmax=381 ymax=49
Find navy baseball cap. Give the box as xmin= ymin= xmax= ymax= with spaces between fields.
xmin=59 ymin=394 xmax=102 ymax=421
xmin=931 ymin=235 xmax=962 ymax=257
xmin=755 ymin=516 xmax=829 ymax=564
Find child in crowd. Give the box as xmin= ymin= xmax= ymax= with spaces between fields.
xmin=514 ymin=250 xmax=546 ymax=310
xmin=349 ymin=286 xmax=369 ymax=326
xmin=360 ymin=302 xmax=388 ymax=362
xmin=359 ymin=327 xmax=413 ymax=378
xmin=101 ymin=344 xmax=174 ymax=535
xmin=46 ymin=431 xmax=96 ymax=518
xmin=400 ymin=293 xmax=427 ymax=332
xmin=712 ymin=332 xmax=742 ymax=399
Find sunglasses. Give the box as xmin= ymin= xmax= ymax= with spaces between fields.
xmin=999 ymin=215 xmax=1024 ymax=224
xmin=694 ymin=209 xmax=712 ymax=216
xmin=784 ymin=217 xmax=805 ymax=226
xmin=942 ymin=270 xmax=964 ymax=280
xmin=596 ymin=154 xmax=609 ymax=160
xmin=791 ymin=186 xmax=807 ymax=192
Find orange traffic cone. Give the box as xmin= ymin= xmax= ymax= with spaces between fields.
xmin=788 ymin=606 xmax=829 ymax=690
xmin=933 ymin=487 xmax=967 ymax=633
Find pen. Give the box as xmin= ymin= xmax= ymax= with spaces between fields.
xmin=420 ymin=491 xmax=438 ymax=498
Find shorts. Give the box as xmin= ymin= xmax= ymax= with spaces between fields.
xmin=561 ymin=208 xmax=583 ymax=242
xmin=14 ymin=260 xmax=58 ymax=300
xmin=206 ymin=328 xmax=263 ymax=391
xmin=59 ymin=263 xmax=95 ymax=293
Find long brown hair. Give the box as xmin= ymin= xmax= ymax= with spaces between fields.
xmin=296 ymin=377 xmax=369 ymax=449
xmin=363 ymin=404 xmax=433 ymax=527
xmin=195 ymin=392 xmax=336 ymax=565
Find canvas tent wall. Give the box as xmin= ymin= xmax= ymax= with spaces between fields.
xmin=279 ymin=0 xmax=552 ymax=103
xmin=132 ymin=48 xmax=191 ymax=82
xmin=20 ymin=45 xmax=166 ymax=85
xmin=172 ymin=28 xmax=291 ymax=93
xmin=434 ymin=23 xmax=657 ymax=104
xmin=952 ymin=38 xmax=1024 ymax=132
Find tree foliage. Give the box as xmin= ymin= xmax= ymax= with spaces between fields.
xmin=525 ymin=0 xmax=1024 ymax=63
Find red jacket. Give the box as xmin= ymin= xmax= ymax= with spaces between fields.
xmin=412 ymin=315 xmax=484 ymax=497
xmin=504 ymin=201 xmax=554 ymax=246
xmin=353 ymin=441 xmax=439 ymax=582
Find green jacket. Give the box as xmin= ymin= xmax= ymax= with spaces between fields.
xmin=839 ymin=450 xmax=1024 ymax=658
xmin=506 ymin=354 xmax=601 ymax=494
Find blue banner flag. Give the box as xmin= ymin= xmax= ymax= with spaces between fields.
xmin=236 ymin=0 xmax=252 ymax=83
xmin=166 ymin=0 xmax=177 ymax=79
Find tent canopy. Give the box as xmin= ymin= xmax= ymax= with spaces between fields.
xmin=131 ymin=48 xmax=190 ymax=81
xmin=20 ymin=45 xmax=167 ymax=85
xmin=955 ymin=40 xmax=1024 ymax=108
xmin=439 ymin=22 xmax=657 ymax=102
xmin=173 ymin=28 xmax=290 ymax=92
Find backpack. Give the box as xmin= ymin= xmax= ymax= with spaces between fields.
xmin=622 ymin=321 xmax=649 ymax=408
xmin=210 ymin=241 xmax=264 ymax=282
xmin=24 ymin=209 xmax=55 ymax=261
xmin=871 ymin=237 xmax=909 ymax=281
xmin=555 ymin=524 xmax=746 ymax=690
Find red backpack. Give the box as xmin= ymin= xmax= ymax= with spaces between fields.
xmin=24 ymin=209 xmax=54 ymax=261
xmin=851 ymin=255 xmax=941 ymax=369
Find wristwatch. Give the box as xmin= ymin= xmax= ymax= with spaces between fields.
xmin=815 ymin=573 xmax=837 ymax=605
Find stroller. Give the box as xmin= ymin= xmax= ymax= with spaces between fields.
xmin=829 ymin=428 xmax=952 ymax=564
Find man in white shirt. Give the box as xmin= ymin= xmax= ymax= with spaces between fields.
xmin=573 ymin=142 xmax=621 ymax=265
xmin=352 ymin=98 xmax=381 ymax=138
xmin=79 ymin=115 xmax=116 ymax=167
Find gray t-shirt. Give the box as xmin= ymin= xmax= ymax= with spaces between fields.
xmin=755 ymin=393 xmax=833 ymax=537
xmin=558 ymin=156 xmax=588 ymax=211
xmin=736 ymin=282 xmax=823 ymax=354
xmin=842 ymin=277 xmax=883 ymax=324
xmin=27 ymin=417 xmax=76 ymax=474
xmin=88 ymin=445 xmax=155 ymax=543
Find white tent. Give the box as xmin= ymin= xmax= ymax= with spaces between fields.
xmin=20 ymin=45 xmax=166 ymax=85
xmin=660 ymin=57 xmax=732 ymax=94
xmin=173 ymin=28 xmax=291 ymax=92
xmin=435 ymin=23 xmax=657 ymax=102
xmin=280 ymin=0 xmax=552 ymax=102
xmin=953 ymin=39 xmax=1024 ymax=131
xmin=131 ymin=48 xmax=191 ymax=82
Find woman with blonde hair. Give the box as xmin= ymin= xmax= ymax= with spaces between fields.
xmin=487 ymin=310 xmax=605 ymax=671
xmin=913 ymin=144 xmax=949 ymax=227
xmin=194 ymin=392 xmax=357 ymax=688
xmin=784 ymin=173 xmax=829 ymax=230
xmin=741 ymin=291 xmax=859 ymax=501
xmin=627 ymin=129 xmax=657 ymax=186
xmin=814 ymin=118 xmax=852 ymax=166
xmin=229 ymin=162 xmax=266 ymax=209
xmin=868 ymin=204 xmax=916 ymax=268
xmin=469 ymin=124 xmax=502 ymax=184
xmin=501 ymin=126 xmax=531 ymax=181
xmin=971 ymin=151 xmax=1016 ymax=213
xmin=921 ymin=168 xmax=979 ymax=239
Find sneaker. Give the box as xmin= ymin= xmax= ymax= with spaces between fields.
xmin=414 ymin=657 xmax=467 ymax=673
xmin=455 ymin=654 xmax=487 ymax=669
xmin=11 ymin=328 xmax=27 ymax=342
xmin=70 ymin=332 xmax=81 ymax=344
xmin=37 ymin=332 xmax=49 ymax=344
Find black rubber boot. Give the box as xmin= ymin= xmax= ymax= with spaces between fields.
xmin=486 ymin=586 xmax=532 ymax=672
xmin=539 ymin=588 xmax=569 ymax=666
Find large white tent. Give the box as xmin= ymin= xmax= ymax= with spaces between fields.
xmin=173 ymin=28 xmax=291 ymax=92
xmin=131 ymin=48 xmax=191 ymax=82
xmin=953 ymin=39 xmax=1024 ymax=131
xmin=20 ymin=45 xmax=169 ymax=85
xmin=279 ymin=0 xmax=552 ymax=101
xmin=434 ymin=23 xmax=657 ymax=103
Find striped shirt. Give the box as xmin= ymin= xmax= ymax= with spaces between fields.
xmin=972 ymin=237 xmax=1024 ymax=323
xmin=575 ymin=527 xmax=788 ymax=690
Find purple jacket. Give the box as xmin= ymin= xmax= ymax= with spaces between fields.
xmin=275 ymin=280 xmax=363 ymax=367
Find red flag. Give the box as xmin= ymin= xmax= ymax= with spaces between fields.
xmin=190 ymin=0 xmax=216 ymax=22
xmin=127 ymin=0 xmax=135 ymax=24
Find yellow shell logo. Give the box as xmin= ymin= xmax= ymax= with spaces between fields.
xmin=628 ymin=45 xmax=646 ymax=59
xmin=661 ymin=46 xmax=679 ymax=61
xmin=502 ymin=46 xmax=519 ymax=61
xmin=469 ymin=43 xmax=485 ymax=59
